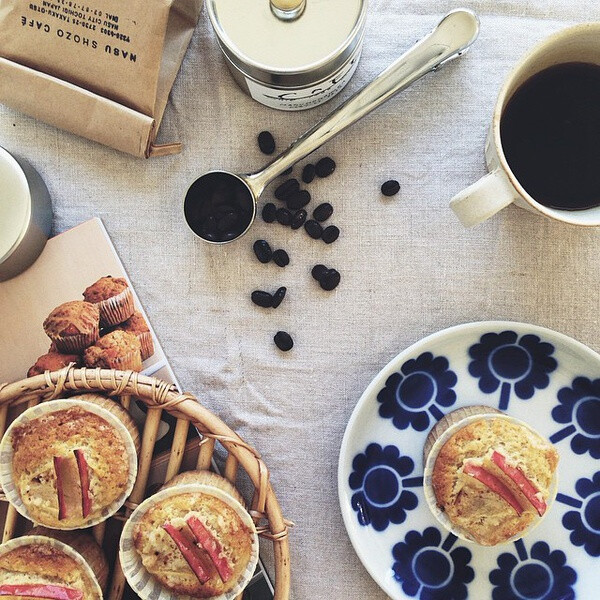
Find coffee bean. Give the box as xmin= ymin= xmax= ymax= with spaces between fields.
xmin=302 ymin=163 xmax=316 ymax=183
xmin=202 ymin=215 xmax=217 ymax=235
xmin=319 ymin=268 xmax=341 ymax=291
xmin=271 ymin=286 xmax=287 ymax=308
xmin=253 ymin=239 xmax=273 ymax=263
xmin=286 ymin=189 xmax=311 ymax=210
xmin=291 ymin=209 xmax=307 ymax=230
xmin=272 ymin=249 xmax=290 ymax=267
xmin=274 ymin=331 xmax=293 ymax=351
xmin=311 ymin=264 xmax=328 ymax=281
xmin=217 ymin=212 xmax=238 ymax=233
xmin=276 ymin=207 xmax=292 ymax=226
xmin=304 ymin=219 xmax=323 ymax=239
xmin=251 ymin=290 xmax=273 ymax=308
xmin=281 ymin=167 xmax=293 ymax=176
xmin=258 ymin=131 xmax=276 ymax=155
xmin=313 ymin=202 xmax=333 ymax=222
xmin=381 ymin=179 xmax=401 ymax=196
xmin=315 ymin=157 xmax=336 ymax=178
xmin=262 ymin=202 xmax=277 ymax=223
xmin=274 ymin=178 xmax=299 ymax=201
xmin=321 ymin=225 xmax=340 ymax=244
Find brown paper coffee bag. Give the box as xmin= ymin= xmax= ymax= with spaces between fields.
xmin=0 ymin=0 xmax=202 ymax=157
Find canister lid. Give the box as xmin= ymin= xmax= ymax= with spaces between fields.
xmin=208 ymin=0 xmax=366 ymax=76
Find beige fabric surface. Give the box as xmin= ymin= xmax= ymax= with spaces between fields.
xmin=1 ymin=1 xmax=600 ymax=598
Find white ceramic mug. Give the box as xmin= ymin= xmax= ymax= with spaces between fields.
xmin=451 ymin=23 xmax=600 ymax=227
xmin=0 ymin=147 xmax=52 ymax=281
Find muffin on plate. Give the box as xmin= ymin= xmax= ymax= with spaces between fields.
xmin=425 ymin=407 xmax=559 ymax=546
xmin=121 ymin=471 xmax=258 ymax=599
xmin=83 ymin=330 xmax=142 ymax=371
xmin=0 ymin=533 xmax=105 ymax=599
xmin=83 ymin=276 xmax=134 ymax=327
xmin=0 ymin=399 xmax=138 ymax=529
xmin=109 ymin=311 xmax=154 ymax=361
xmin=43 ymin=301 xmax=100 ymax=354
xmin=27 ymin=351 xmax=82 ymax=377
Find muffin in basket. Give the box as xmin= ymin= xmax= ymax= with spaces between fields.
xmin=27 ymin=351 xmax=82 ymax=378
xmin=0 ymin=398 xmax=138 ymax=529
xmin=121 ymin=470 xmax=258 ymax=599
xmin=43 ymin=301 xmax=100 ymax=354
xmin=0 ymin=530 xmax=106 ymax=599
xmin=109 ymin=311 xmax=155 ymax=361
xmin=83 ymin=276 xmax=134 ymax=327
xmin=83 ymin=330 xmax=142 ymax=371
xmin=424 ymin=406 xmax=559 ymax=546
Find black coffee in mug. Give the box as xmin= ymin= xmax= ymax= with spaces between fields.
xmin=500 ymin=62 xmax=600 ymax=210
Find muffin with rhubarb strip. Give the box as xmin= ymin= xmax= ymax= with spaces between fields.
xmin=0 ymin=399 xmax=138 ymax=530
xmin=424 ymin=406 xmax=559 ymax=546
xmin=0 ymin=531 xmax=106 ymax=599
xmin=120 ymin=470 xmax=258 ymax=599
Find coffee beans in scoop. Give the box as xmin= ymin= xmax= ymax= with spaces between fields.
xmin=274 ymin=331 xmax=293 ymax=351
xmin=315 ymin=157 xmax=336 ymax=178
xmin=258 ymin=130 xmax=276 ymax=155
xmin=253 ymin=239 xmax=273 ymax=263
xmin=381 ymin=179 xmax=401 ymax=196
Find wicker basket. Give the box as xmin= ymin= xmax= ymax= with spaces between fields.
xmin=0 ymin=366 xmax=291 ymax=600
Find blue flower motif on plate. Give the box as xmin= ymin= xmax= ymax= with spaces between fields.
xmin=392 ymin=527 xmax=473 ymax=599
xmin=377 ymin=352 xmax=457 ymax=431
xmin=349 ymin=443 xmax=421 ymax=531
xmin=468 ymin=331 xmax=557 ymax=410
xmin=550 ymin=377 xmax=600 ymax=458
xmin=489 ymin=539 xmax=576 ymax=600
xmin=558 ymin=471 xmax=600 ymax=557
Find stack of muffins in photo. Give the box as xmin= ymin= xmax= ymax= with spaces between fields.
xmin=27 ymin=276 xmax=155 ymax=378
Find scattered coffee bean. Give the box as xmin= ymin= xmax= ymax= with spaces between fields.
xmin=262 ymin=202 xmax=277 ymax=223
xmin=281 ymin=167 xmax=293 ymax=176
xmin=381 ymin=179 xmax=401 ymax=196
xmin=321 ymin=225 xmax=340 ymax=244
xmin=302 ymin=163 xmax=316 ymax=183
xmin=271 ymin=286 xmax=287 ymax=308
xmin=313 ymin=202 xmax=333 ymax=222
xmin=251 ymin=290 xmax=273 ymax=308
xmin=253 ymin=239 xmax=273 ymax=263
xmin=258 ymin=131 xmax=276 ymax=155
xmin=315 ymin=156 xmax=336 ymax=178
xmin=286 ymin=189 xmax=311 ymax=210
xmin=319 ymin=268 xmax=341 ymax=291
xmin=276 ymin=207 xmax=293 ymax=226
xmin=274 ymin=178 xmax=299 ymax=201
xmin=311 ymin=264 xmax=328 ymax=281
xmin=272 ymin=249 xmax=290 ymax=267
xmin=274 ymin=331 xmax=293 ymax=351
xmin=291 ymin=209 xmax=307 ymax=230
xmin=304 ymin=219 xmax=323 ymax=239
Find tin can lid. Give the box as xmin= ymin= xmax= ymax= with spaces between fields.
xmin=208 ymin=0 xmax=366 ymax=76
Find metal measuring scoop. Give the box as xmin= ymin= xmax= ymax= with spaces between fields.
xmin=184 ymin=9 xmax=480 ymax=244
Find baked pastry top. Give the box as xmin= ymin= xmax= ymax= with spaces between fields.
xmin=0 ymin=541 xmax=101 ymax=599
xmin=116 ymin=311 xmax=149 ymax=334
xmin=27 ymin=352 xmax=82 ymax=378
xmin=42 ymin=301 xmax=99 ymax=338
xmin=11 ymin=406 xmax=131 ymax=528
xmin=133 ymin=491 xmax=254 ymax=598
xmin=83 ymin=330 xmax=142 ymax=370
xmin=83 ymin=276 xmax=129 ymax=303
xmin=432 ymin=417 xmax=559 ymax=545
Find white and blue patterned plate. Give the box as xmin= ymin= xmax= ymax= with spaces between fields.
xmin=338 ymin=322 xmax=600 ymax=600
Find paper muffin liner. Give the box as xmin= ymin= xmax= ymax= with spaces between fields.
xmin=97 ymin=287 xmax=135 ymax=327
xmin=423 ymin=409 xmax=559 ymax=545
xmin=50 ymin=323 xmax=100 ymax=354
xmin=137 ymin=330 xmax=155 ymax=361
xmin=120 ymin=483 xmax=260 ymax=600
xmin=0 ymin=534 xmax=104 ymax=599
xmin=0 ymin=398 xmax=138 ymax=530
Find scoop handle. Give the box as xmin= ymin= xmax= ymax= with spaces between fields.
xmin=248 ymin=9 xmax=480 ymax=193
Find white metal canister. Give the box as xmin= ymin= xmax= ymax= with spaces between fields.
xmin=207 ymin=0 xmax=368 ymax=111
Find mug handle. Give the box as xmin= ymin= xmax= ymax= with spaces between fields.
xmin=450 ymin=168 xmax=519 ymax=227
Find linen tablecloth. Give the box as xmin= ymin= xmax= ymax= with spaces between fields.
xmin=2 ymin=1 xmax=600 ymax=597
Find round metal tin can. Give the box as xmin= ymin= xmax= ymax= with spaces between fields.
xmin=207 ymin=0 xmax=368 ymax=111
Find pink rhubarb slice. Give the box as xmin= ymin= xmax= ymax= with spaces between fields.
xmin=463 ymin=461 xmax=523 ymax=515
xmin=163 ymin=523 xmax=211 ymax=584
xmin=73 ymin=449 xmax=92 ymax=518
xmin=0 ymin=583 xmax=83 ymax=600
xmin=186 ymin=515 xmax=234 ymax=583
xmin=491 ymin=451 xmax=547 ymax=516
